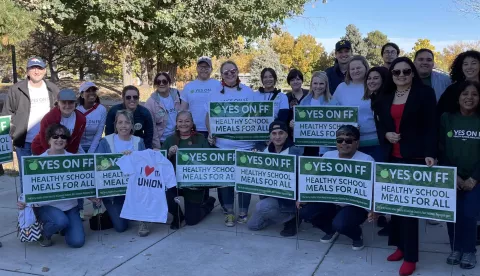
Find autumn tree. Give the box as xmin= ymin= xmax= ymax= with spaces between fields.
xmin=341 ymin=24 xmax=367 ymax=56
xmin=364 ymin=30 xmax=388 ymax=66
xmin=271 ymin=32 xmax=295 ymax=68
xmin=438 ymin=41 xmax=480 ymax=71
xmin=250 ymin=41 xmax=284 ymax=89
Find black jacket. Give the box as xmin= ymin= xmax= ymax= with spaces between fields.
xmin=375 ymin=84 xmax=437 ymax=161
xmin=1 ymin=79 xmax=59 ymax=147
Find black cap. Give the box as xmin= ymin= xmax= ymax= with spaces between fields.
xmin=335 ymin=40 xmax=351 ymax=51
xmin=269 ymin=120 xmax=288 ymax=133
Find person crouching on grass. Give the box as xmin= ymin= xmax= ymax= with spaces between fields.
xmin=247 ymin=120 xmax=303 ymax=234
xmin=17 ymin=124 xmax=99 ymax=248
xmin=300 ymin=125 xmax=374 ymax=251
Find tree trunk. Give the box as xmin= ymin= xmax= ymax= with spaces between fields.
xmin=48 ymin=57 xmax=59 ymax=82
xmin=146 ymin=58 xmax=155 ymax=86
xmin=121 ymin=47 xmax=134 ymax=87
xmin=79 ymin=65 xmax=85 ymax=81
xmin=156 ymin=56 xmax=178 ymax=85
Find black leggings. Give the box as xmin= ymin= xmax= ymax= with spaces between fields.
xmin=166 ymin=187 xmax=214 ymax=226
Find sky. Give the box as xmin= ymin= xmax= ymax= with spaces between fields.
xmin=283 ymin=0 xmax=480 ymax=53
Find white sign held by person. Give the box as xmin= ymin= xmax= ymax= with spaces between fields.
xmin=209 ymin=101 xmax=274 ymax=141
xmin=298 ymin=157 xmax=373 ymax=209
xmin=374 ymin=163 xmax=457 ymax=222
xmin=22 ymin=154 xmax=96 ymax=203
xmin=176 ymin=149 xmax=236 ymax=188
xmin=235 ymin=150 xmax=296 ymax=200
xmin=0 ymin=115 xmax=13 ymax=164
xmin=294 ymin=106 xmax=358 ymax=146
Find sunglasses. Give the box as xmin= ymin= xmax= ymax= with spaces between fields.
xmin=336 ymin=138 xmax=356 ymax=144
xmin=155 ymin=79 xmax=169 ymax=85
xmin=52 ymin=135 xmax=69 ymax=140
xmin=125 ymin=95 xmax=139 ymax=101
xmin=391 ymin=69 xmax=412 ymax=77
xmin=222 ymin=69 xmax=238 ymax=76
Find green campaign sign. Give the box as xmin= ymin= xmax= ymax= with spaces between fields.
xmin=235 ymin=150 xmax=296 ymax=200
xmin=374 ymin=163 xmax=457 ymax=222
xmin=176 ymin=149 xmax=236 ymax=188
xmin=95 ymin=153 xmax=129 ymax=197
xmin=22 ymin=154 xmax=96 ymax=203
xmin=209 ymin=101 xmax=274 ymax=141
xmin=298 ymin=157 xmax=373 ymax=209
xmin=293 ymin=106 xmax=358 ymax=146
xmin=0 ymin=115 xmax=13 ymax=164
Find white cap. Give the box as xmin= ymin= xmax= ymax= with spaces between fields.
xmin=79 ymin=82 xmax=98 ymax=93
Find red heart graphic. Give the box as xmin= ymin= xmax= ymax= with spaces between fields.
xmin=145 ymin=166 xmax=155 ymax=177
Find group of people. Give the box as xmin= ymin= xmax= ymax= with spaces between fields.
xmin=0 ymin=38 xmax=478 ymax=276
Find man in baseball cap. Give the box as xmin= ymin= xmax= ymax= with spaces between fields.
xmin=1 ymin=56 xmax=59 ymax=191
xmin=326 ymin=40 xmax=353 ymax=94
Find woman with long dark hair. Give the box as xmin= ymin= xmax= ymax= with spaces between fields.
xmin=375 ymin=57 xmax=437 ymax=276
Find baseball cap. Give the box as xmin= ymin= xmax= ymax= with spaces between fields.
xmin=269 ymin=120 xmax=288 ymax=133
xmin=335 ymin=40 xmax=351 ymax=52
xmin=27 ymin=57 xmax=46 ymax=69
xmin=197 ymin=56 xmax=212 ymax=68
xmin=79 ymin=82 xmax=98 ymax=93
xmin=57 ymin=89 xmax=77 ymax=101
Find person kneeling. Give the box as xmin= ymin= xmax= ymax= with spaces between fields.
xmin=309 ymin=125 xmax=374 ymax=250
xmin=247 ymin=121 xmax=303 ymax=232
xmin=18 ymin=124 xmax=90 ymax=248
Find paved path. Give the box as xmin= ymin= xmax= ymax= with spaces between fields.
xmin=0 ymin=175 xmax=478 ymax=276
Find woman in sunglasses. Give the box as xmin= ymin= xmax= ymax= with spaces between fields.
xmin=439 ymin=81 xmax=480 ymax=270
xmin=375 ymin=57 xmax=437 ymax=276
xmin=205 ymin=60 xmax=257 ymax=227
xmin=438 ymin=50 xmax=480 ymax=119
xmin=31 ymin=89 xmax=86 ymax=155
xmin=105 ymin=85 xmax=154 ymax=149
xmin=332 ymin=56 xmax=382 ymax=162
xmin=96 ymin=110 xmax=147 ymax=235
xmin=18 ymin=124 xmax=89 ymax=248
xmin=145 ymin=72 xmax=182 ymax=149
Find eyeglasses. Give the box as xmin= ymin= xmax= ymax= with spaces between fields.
xmin=125 ymin=95 xmax=139 ymax=101
xmin=336 ymin=138 xmax=356 ymax=144
xmin=155 ymin=79 xmax=169 ymax=85
xmin=391 ymin=69 xmax=412 ymax=77
xmin=52 ymin=135 xmax=69 ymax=140
xmin=222 ymin=69 xmax=238 ymax=76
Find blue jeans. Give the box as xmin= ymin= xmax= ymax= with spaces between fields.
xmin=247 ymin=198 xmax=295 ymax=230
xmin=218 ymin=187 xmax=251 ymax=214
xmin=36 ymin=205 xmax=85 ymax=248
xmin=311 ymin=203 xmax=368 ymax=241
xmin=359 ymin=145 xmax=383 ymax=162
xmin=103 ymin=196 xmax=128 ymax=232
xmin=15 ymin=142 xmax=32 ymax=193
xmin=447 ymin=184 xmax=480 ymax=253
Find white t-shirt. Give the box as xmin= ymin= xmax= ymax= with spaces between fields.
xmin=322 ymin=149 xmax=375 ymax=162
xmin=26 ymin=82 xmax=51 ymax=143
xmin=77 ymin=104 xmax=107 ymax=153
xmin=181 ymin=79 xmax=222 ymax=131
xmin=159 ymin=95 xmax=177 ymax=141
xmin=255 ymin=91 xmax=289 ymax=119
xmin=39 ymin=151 xmax=78 ymax=211
xmin=206 ymin=84 xmax=257 ymax=150
xmin=60 ymin=112 xmax=76 ymax=135
xmin=113 ymin=134 xmax=135 ymax=153
xmin=117 ymin=149 xmax=176 ymax=223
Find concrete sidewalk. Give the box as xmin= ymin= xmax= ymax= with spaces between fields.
xmin=0 ymin=174 xmax=478 ymax=276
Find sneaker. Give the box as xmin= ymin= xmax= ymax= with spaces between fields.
xmin=237 ymin=213 xmax=248 ymax=224
xmin=377 ymin=215 xmax=388 ymax=228
xmin=79 ymin=209 xmax=85 ymax=221
xmin=38 ymin=236 xmax=53 ymax=247
xmin=280 ymin=218 xmax=298 ymax=237
xmin=446 ymin=251 xmax=462 ymax=265
xmin=138 ymin=222 xmax=150 ymax=237
xmin=320 ymin=232 xmax=339 ymax=243
xmin=225 ymin=214 xmax=235 ymax=227
xmin=352 ymin=238 xmax=365 ymax=251
xmin=460 ymin=252 xmax=477 ymax=269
